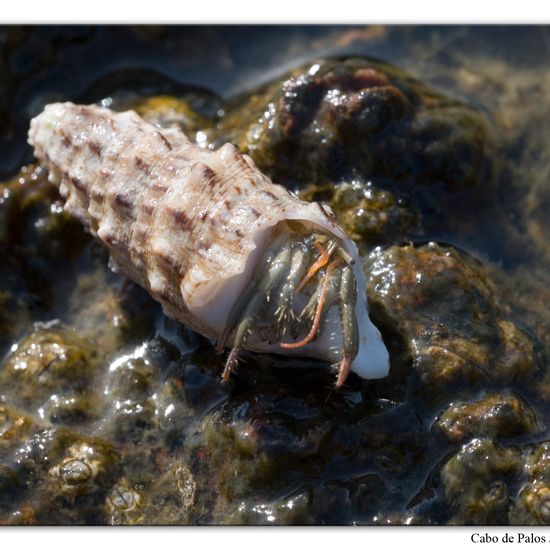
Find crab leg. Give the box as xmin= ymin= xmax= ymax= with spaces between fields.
xmin=274 ymin=245 xmax=309 ymax=327
xmin=294 ymin=268 xmax=340 ymax=337
xmin=221 ymin=293 xmax=264 ymax=381
xmin=221 ymin=240 xmax=293 ymax=381
xmin=280 ymin=259 xmax=341 ymax=350
xmin=217 ymin=233 xmax=291 ymax=352
xmin=335 ymin=265 xmax=359 ymax=388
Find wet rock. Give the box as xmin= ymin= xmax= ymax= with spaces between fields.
xmin=441 ymin=438 xmax=522 ymax=524
xmin=98 ymin=341 xmax=191 ymax=446
xmin=347 ymin=473 xmax=405 ymax=523
xmin=0 ymin=29 xmax=547 ymax=527
xmin=48 ymin=439 xmax=120 ymax=500
xmin=65 ymin=258 xmax=159 ymax=355
xmin=0 ymin=402 xmax=37 ymax=456
xmin=1 ymin=501 xmax=39 ymax=525
xmin=42 ymin=393 xmax=100 ymax=426
xmin=296 ymin=473 xmax=407 ymax=525
xmin=433 ymin=392 xmax=538 ymax=443
xmin=12 ymin=427 xmax=118 ymax=484
xmin=510 ymin=442 xmax=550 ymax=525
xmin=0 ymin=463 xmax=19 ymax=513
xmin=28 ymin=430 xmax=120 ymax=524
xmin=106 ymin=398 xmax=157 ymax=445
xmin=109 ymin=91 xmax=221 ymax=144
xmin=0 ymin=404 xmax=40 ymax=519
xmin=183 ymin=375 xmax=338 ymax=523
xmin=188 ymin=405 xmax=276 ymax=505
xmin=184 ymin=368 xmax=423 ymax=525
xmin=216 ymin=57 xmax=493 ymax=191
xmin=0 ymin=322 xmax=100 ymax=412
xmin=366 ymin=243 xmax=536 ymax=398
xmin=0 ymin=164 xmax=88 ymax=260
xmin=135 ymin=95 xmax=206 ymax=129
xmin=213 ymin=58 xmax=499 ymax=259
xmin=100 ymin=353 xmax=157 ymax=445
xmin=177 ymin=348 xmax=233 ymax=415
xmin=0 ymin=420 xmax=122 ymax=524
xmin=137 ymin=460 xmax=197 ymax=525
xmin=300 ymin=180 xmax=417 ymax=250
xmin=226 ymin=489 xmax=314 ymax=525
xmin=105 ymin=478 xmax=144 ymax=525
xmin=0 ymin=165 xmax=89 ymax=349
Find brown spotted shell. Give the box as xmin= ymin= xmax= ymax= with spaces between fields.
xmin=28 ymin=102 xmax=389 ymax=379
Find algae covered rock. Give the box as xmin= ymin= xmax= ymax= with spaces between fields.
xmin=99 ymin=353 xmax=159 ymax=445
xmin=108 ymin=90 xmax=221 ymax=143
xmin=0 ymin=322 xmax=100 ymax=413
xmin=47 ymin=438 xmax=120 ymax=501
xmin=300 ymin=180 xmax=418 ymax=249
xmin=132 ymin=459 xmax=197 ymax=525
xmin=1 ymin=423 xmax=121 ymax=524
xmin=510 ymin=442 xmax=550 ymax=525
xmin=183 ymin=366 xmax=425 ymax=524
xmin=366 ymin=243 xmax=536 ymax=397
xmin=104 ymin=478 xmax=144 ymax=525
xmin=442 ymin=438 xmax=522 ymax=524
xmin=97 ymin=341 xmax=192 ymax=446
xmin=212 ymin=57 xmax=496 ymax=258
xmin=0 ymin=29 xmax=547 ymax=527
xmin=216 ymin=57 xmax=493 ymax=190
xmin=131 ymin=95 xmax=213 ymax=137
xmin=0 ymin=165 xmax=90 ymax=348
xmin=0 ymin=402 xmax=37 ymax=456
xmin=433 ymin=392 xmax=538 ymax=443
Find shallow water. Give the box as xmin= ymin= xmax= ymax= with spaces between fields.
xmin=1 ymin=25 xmax=550 ymax=525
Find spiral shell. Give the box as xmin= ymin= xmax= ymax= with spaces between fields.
xmin=28 ymin=102 xmax=389 ymax=382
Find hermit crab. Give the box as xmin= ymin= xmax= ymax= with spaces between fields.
xmin=28 ymin=102 xmax=389 ymax=387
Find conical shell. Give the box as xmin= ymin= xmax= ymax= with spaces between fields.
xmin=29 ymin=102 xmax=389 ymax=380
